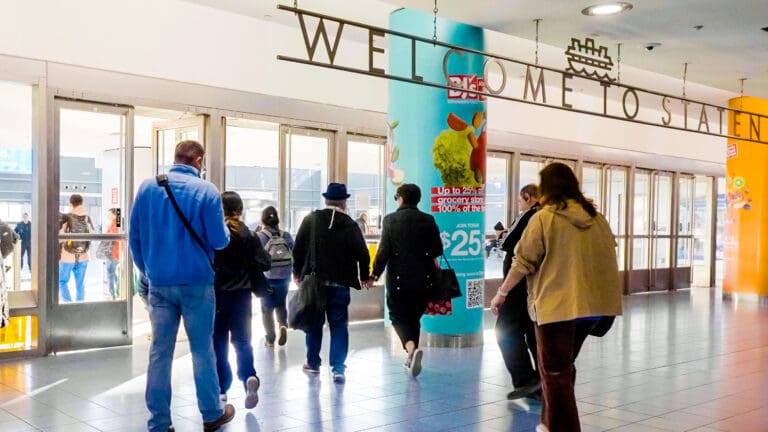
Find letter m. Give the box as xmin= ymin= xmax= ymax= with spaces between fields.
xmin=523 ymin=66 xmax=547 ymax=103
xmin=298 ymin=14 xmax=345 ymax=65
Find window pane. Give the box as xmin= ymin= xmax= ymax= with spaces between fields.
xmin=0 ymin=82 xmax=33 ymax=292
xmin=582 ymin=165 xmax=602 ymax=212
xmin=654 ymin=174 xmax=672 ymax=235
xmin=225 ymin=120 xmax=280 ymax=229
xmin=606 ymin=167 xmax=626 ymax=235
xmin=286 ymin=130 xmax=330 ymax=233
xmin=519 ymin=160 xmax=542 ymax=191
xmin=485 ymin=156 xmax=508 ymax=235
xmin=347 ymin=138 xmax=384 ymax=235
xmin=677 ymin=238 xmax=691 ymax=267
xmin=58 ymin=107 xmax=125 ymax=303
xmin=485 ymin=156 xmax=508 ymax=279
xmin=634 ymin=172 xmax=650 ymax=235
xmin=632 ymin=238 xmax=649 ymax=269
xmin=678 ymin=177 xmax=693 ymax=236
xmin=654 ymin=237 xmax=670 ymax=268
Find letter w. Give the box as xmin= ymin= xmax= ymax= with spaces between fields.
xmin=299 ymin=14 xmax=345 ymax=65
xmin=524 ymin=66 xmax=547 ymax=103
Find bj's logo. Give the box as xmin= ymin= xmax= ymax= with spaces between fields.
xmin=447 ymin=75 xmax=486 ymax=102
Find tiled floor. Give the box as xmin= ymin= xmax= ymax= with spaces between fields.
xmin=0 ymin=287 xmax=766 ymax=431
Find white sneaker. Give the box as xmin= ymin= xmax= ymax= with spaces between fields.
xmin=244 ymin=376 xmax=260 ymax=409
xmin=219 ymin=394 xmax=227 ymax=402
xmin=536 ymin=424 xmax=550 ymax=432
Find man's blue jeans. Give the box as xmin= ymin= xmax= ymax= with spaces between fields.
xmin=213 ymin=289 xmax=257 ymax=394
xmin=59 ymin=261 xmax=87 ymax=302
xmin=146 ymin=284 xmax=222 ymax=432
xmin=305 ymin=284 xmax=350 ymax=373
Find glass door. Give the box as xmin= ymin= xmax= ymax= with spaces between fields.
xmin=605 ymin=166 xmax=628 ymax=292
xmin=485 ymin=153 xmax=510 ymax=280
xmin=651 ymin=172 xmax=673 ymax=291
xmin=629 ymin=170 xmax=651 ymax=293
xmin=49 ymin=99 xmax=133 ymax=353
xmin=152 ymin=116 xmax=206 ymax=177
xmin=675 ymin=175 xmax=695 ymax=288
xmin=691 ymin=176 xmax=714 ymax=287
xmin=281 ymin=127 xmax=332 ymax=233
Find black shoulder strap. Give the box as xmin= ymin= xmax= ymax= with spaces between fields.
xmin=309 ymin=211 xmax=317 ymax=272
xmin=156 ymin=174 xmax=215 ymax=270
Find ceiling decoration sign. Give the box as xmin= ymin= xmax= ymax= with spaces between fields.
xmin=277 ymin=6 xmax=767 ymax=145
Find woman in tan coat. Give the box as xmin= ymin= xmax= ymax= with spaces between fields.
xmin=490 ymin=162 xmax=622 ymax=432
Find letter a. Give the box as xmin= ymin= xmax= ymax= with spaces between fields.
xmin=298 ymin=14 xmax=345 ymax=65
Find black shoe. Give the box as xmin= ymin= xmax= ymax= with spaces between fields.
xmin=167 ymin=427 xmax=175 ymax=432
xmin=506 ymin=382 xmax=542 ymax=400
xmin=203 ymin=404 xmax=235 ymax=431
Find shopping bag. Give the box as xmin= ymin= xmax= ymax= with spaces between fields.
xmin=588 ymin=316 xmax=616 ymax=337
xmin=288 ymin=273 xmax=325 ymax=332
xmin=427 ymin=255 xmax=462 ymax=301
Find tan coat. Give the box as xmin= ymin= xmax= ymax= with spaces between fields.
xmin=511 ymin=200 xmax=623 ymax=325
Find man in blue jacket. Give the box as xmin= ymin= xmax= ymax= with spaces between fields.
xmin=130 ymin=140 xmax=233 ymax=432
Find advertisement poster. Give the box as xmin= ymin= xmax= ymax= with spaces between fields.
xmin=388 ymin=9 xmax=486 ymax=335
xmin=724 ymin=96 xmax=768 ymax=296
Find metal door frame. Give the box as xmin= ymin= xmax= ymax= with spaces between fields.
xmin=152 ymin=116 xmax=207 ymax=177
xmin=48 ymin=98 xmax=134 ymax=353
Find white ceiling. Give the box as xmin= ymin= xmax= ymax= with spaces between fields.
xmin=182 ymin=0 xmax=768 ymax=100
xmin=386 ymin=0 xmax=768 ymax=99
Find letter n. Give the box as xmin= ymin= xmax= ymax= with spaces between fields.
xmin=298 ymin=14 xmax=345 ymax=65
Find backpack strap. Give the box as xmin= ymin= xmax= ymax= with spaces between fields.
xmin=156 ymin=174 xmax=215 ymax=271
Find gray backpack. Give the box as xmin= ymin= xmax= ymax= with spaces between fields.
xmin=261 ymin=230 xmax=292 ymax=279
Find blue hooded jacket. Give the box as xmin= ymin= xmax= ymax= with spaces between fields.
xmin=129 ymin=164 xmax=229 ymax=286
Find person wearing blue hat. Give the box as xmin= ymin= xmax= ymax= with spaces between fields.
xmin=292 ymin=182 xmax=371 ymax=383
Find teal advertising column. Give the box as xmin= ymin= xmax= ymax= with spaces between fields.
xmin=387 ymin=9 xmax=487 ymax=347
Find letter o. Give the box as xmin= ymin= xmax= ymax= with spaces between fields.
xmin=622 ymin=88 xmax=639 ymax=119
xmin=483 ymin=58 xmax=507 ymax=95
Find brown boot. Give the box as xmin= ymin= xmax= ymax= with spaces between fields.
xmin=203 ymin=404 xmax=235 ymax=431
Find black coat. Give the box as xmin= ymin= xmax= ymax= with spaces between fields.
xmin=372 ymin=206 xmax=444 ymax=292
xmin=214 ymin=222 xmax=270 ymax=291
xmin=501 ymin=202 xmax=540 ymax=278
xmin=292 ymin=208 xmax=370 ymax=290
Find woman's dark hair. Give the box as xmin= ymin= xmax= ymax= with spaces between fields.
xmin=221 ymin=191 xmax=244 ymax=234
xmin=539 ymin=162 xmax=597 ymax=217
xmin=261 ymin=206 xmax=280 ymax=227
xmin=396 ymin=183 xmax=421 ymax=206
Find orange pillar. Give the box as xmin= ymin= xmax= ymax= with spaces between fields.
xmin=724 ymin=96 xmax=768 ymax=299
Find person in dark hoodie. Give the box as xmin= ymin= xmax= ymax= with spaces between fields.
xmin=292 ymin=182 xmax=371 ymax=383
xmin=213 ymin=191 xmax=269 ymax=410
xmin=371 ymin=184 xmax=443 ymax=378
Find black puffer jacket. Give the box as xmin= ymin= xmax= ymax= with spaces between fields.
xmin=372 ymin=206 xmax=443 ymax=292
xmin=214 ymin=222 xmax=269 ymax=291
xmin=292 ymin=208 xmax=370 ymax=289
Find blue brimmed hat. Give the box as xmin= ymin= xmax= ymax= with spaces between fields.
xmin=322 ymin=182 xmax=351 ymax=200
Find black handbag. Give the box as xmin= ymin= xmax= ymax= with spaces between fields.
xmin=288 ymin=212 xmax=325 ymax=331
xmin=429 ymin=255 xmax=462 ymax=300
xmin=588 ymin=316 xmax=616 ymax=337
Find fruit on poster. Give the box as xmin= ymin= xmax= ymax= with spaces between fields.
xmin=432 ymin=112 xmax=486 ymax=187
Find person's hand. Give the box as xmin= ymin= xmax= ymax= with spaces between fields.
xmin=490 ymin=292 xmax=507 ymax=315
xmin=293 ymin=276 xmax=301 ymax=286
xmin=363 ymin=278 xmax=375 ymax=289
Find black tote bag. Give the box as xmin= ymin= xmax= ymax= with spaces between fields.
xmin=429 ymin=255 xmax=462 ymax=301
xmin=288 ymin=212 xmax=325 ymax=331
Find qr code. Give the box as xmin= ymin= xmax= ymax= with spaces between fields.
xmin=466 ymin=279 xmax=485 ymax=309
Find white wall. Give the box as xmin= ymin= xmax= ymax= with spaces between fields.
xmin=0 ymin=0 xmax=728 ymax=167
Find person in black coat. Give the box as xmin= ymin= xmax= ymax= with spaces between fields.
xmin=497 ymin=184 xmax=541 ymax=400
xmin=292 ymin=183 xmax=371 ymax=383
xmin=371 ymin=183 xmax=443 ymax=378
xmin=213 ymin=191 xmax=270 ymax=409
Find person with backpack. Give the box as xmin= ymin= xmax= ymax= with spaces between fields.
xmin=256 ymin=206 xmax=294 ymax=348
xmin=59 ymin=194 xmax=95 ymax=302
xmin=213 ymin=192 xmax=269 ymax=409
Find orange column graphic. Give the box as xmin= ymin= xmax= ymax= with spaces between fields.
xmin=724 ymin=96 xmax=768 ymax=298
